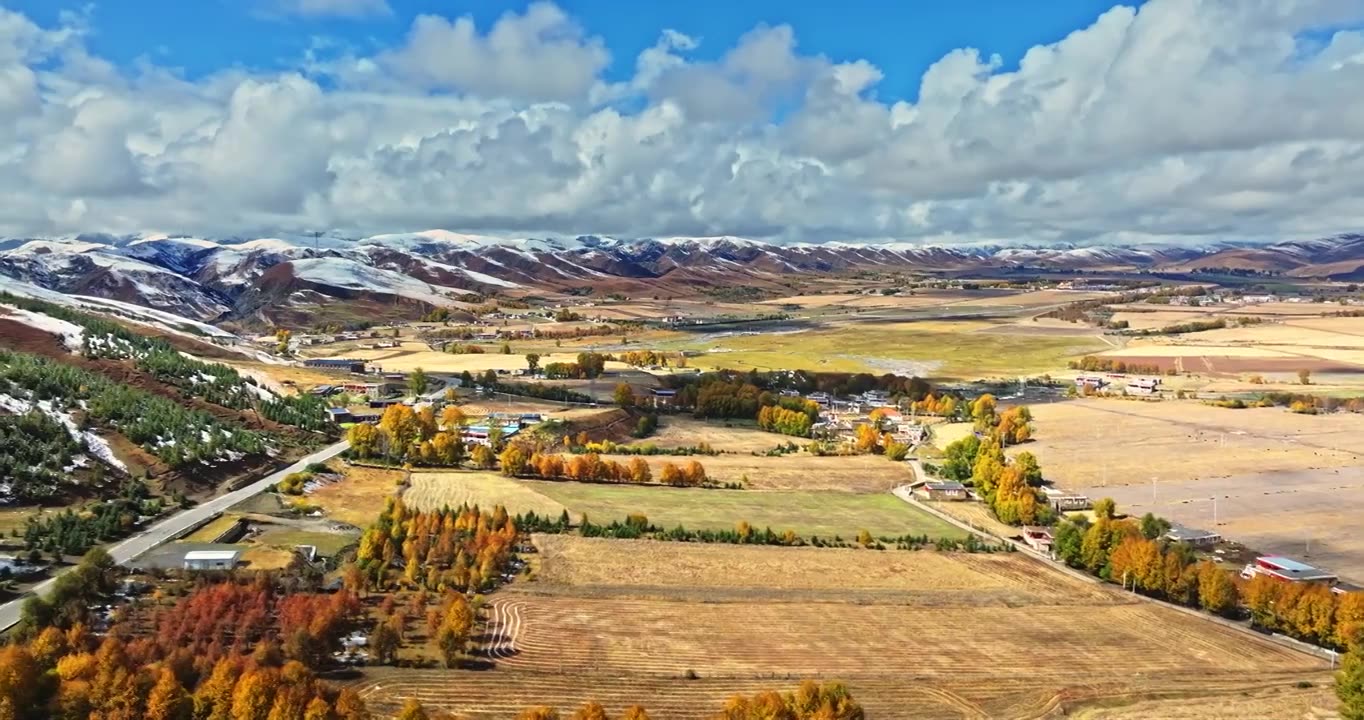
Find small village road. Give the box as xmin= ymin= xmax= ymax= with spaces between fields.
xmin=0 ymin=439 xmax=350 ymax=632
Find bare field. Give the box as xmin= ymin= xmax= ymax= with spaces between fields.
xmin=355 ymin=529 xmax=1328 ymax=719
xmin=1077 ymin=466 xmax=1364 ymax=585
xmin=311 ymin=342 xmax=590 ymax=374
xmin=307 ymin=465 xmax=403 ymax=527
xmin=530 ymin=534 xmax=1111 ymax=604
xmin=951 ymin=289 xmax=1113 ymax=308
xmin=592 ymin=452 xmax=913 ymax=492
xmin=758 ymin=292 xmax=967 ymax=309
xmin=624 ymin=416 xmax=798 ymax=453
xmin=403 ymin=471 xmax=568 ymax=517
xmin=355 ymin=670 xmax=1335 ymax=720
xmin=1022 ymin=399 xmax=1364 ymax=488
xmin=490 ymin=596 xmax=1317 ymax=680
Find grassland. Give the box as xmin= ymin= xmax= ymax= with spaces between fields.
xmin=184 ymin=514 xmax=244 ymax=542
xmin=252 ymin=527 xmax=357 ymax=557
xmin=521 ymin=480 xmax=965 ymax=539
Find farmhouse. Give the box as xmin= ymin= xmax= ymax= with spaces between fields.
xmin=303 ymin=358 xmax=366 ymax=373
xmin=325 ymin=407 xmax=353 ymax=424
xmin=1240 ymin=556 xmax=1338 ymax=586
xmin=649 ymin=388 xmax=678 ymax=408
xmin=340 ymin=381 xmax=400 ymax=399
xmin=183 ymin=549 xmax=242 ymax=571
xmin=861 ymin=390 xmax=892 ymax=407
xmin=916 ymin=481 xmax=969 ymax=501
xmin=1164 ymin=524 xmax=1222 ymax=547
xmin=1127 ymin=377 xmax=1161 ymax=395
xmin=1021 ymin=526 xmax=1055 ymax=554
xmin=1075 ymin=375 xmax=1107 ymax=389
xmin=1042 ymin=489 xmax=1091 ymax=512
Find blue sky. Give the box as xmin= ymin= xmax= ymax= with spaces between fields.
xmin=9 ymin=0 xmax=1134 ymax=101
xmin=0 ymin=0 xmax=1361 ymax=244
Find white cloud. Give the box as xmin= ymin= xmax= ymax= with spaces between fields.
xmin=378 ymin=3 xmax=609 ymax=102
xmin=1 ymin=0 xmax=1363 ymax=246
xmin=266 ymin=0 xmax=391 ymax=19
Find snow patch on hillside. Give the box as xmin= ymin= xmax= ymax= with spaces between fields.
xmin=3 ymin=306 xmax=84 ymax=351
xmin=0 ymin=393 xmax=128 ymax=472
xmin=290 ymin=257 xmax=460 ymax=306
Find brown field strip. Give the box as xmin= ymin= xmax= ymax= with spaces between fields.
xmin=484 ymin=596 xmax=1315 ymax=680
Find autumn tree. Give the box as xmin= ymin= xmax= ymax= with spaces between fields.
xmin=1013 ymin=451 xmax=1043 ymax=486
xmin=368 ymin=620 xmax=400 ymax=665
xmin=499 ymin=445 xmax=531 ymax=477
xmin=970 ymin=394 xmax=998 ymax=432
xmin=659 ymin=462 xmax=684 ymax=487
xmin=621 ymin=707 xmax=652 ymax=720
xmin=440 ymin=405 xmax=467 ymax=429
xmin=525 ymin=353 xmax=541 ymax=373
xmin=379 ymin=404 xmax=422 ymax=459
xmin=853 ymin=423 xmax=881 ymax=454
xmin=614 ymin=383 xmax=635 ymax=409
xmin=682 ymin=460 xmax=707 ymax=486
xmin=471 ymin=444 xmax=496 ymax=470
xmin=628 ymin=457 xmax=652 ymax=484
xmin=408 ymin=367 xmax=429 ymax=396
xmin=145 ymin=667 xmax=191 ymax=720
xmin=397 ymin=699 xmax=430 ymax=720
xmin=334 ymin=689 xmax=370 ymax=720
xmin=430 ymin=431 xmax=467 ymax=466
xmin=571 ymin=701 xmax=609 ymax=720
xmin=1196 ymin=561 xmax=1238 ymax=616
xmin=1340 ymin=643 xmax=1364 ymax=720
xmin=517 ymin=708 xmax=560 ymax=720
xmin=347 ymin=423 xmax=382 ymax=460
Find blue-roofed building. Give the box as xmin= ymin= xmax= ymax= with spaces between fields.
xmin=1241 ymin=556 xmax=1338 ymax=586
xmin=462 ymin=424 xmax=522 ymax=447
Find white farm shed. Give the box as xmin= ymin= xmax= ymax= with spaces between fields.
xmin=183 ymin=549 xmax=241 ymax=571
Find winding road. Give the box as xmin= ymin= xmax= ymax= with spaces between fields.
xmin=0 ymin=439 xmax=350 ymax=632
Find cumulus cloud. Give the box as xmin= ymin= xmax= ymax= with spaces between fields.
xmin=378 ymin=3 xmax=609 ymax=102
xmin=2 ymin=1 xmax=1364 ymax=246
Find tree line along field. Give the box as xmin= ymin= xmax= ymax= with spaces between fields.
xmin=354 ymin=534 xmax=1332 ymax=719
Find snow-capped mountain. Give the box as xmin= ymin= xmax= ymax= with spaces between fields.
xmin=0 ymin=231 xmax=1360 ymax=325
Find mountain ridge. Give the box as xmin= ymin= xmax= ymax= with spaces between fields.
xmin=1 ymin=231 xmax=1359 ymax=325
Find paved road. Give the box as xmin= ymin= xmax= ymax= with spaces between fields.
xmin=0 ymin=439 xmax=350 ymax=632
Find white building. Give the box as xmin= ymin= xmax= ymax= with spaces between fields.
xmin=183 ymin=550 xmax=241 ymax=571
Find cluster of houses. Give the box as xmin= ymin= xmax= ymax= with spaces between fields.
xmin=1074 ymin=374 xmax=1162 ymax=396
